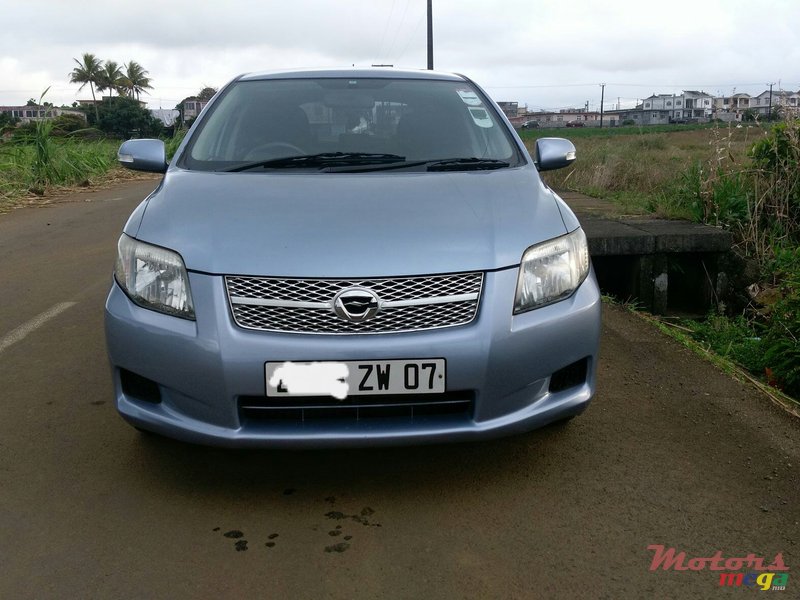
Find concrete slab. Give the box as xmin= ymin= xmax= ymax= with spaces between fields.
xmin=627 ymin=219 xmax=732 ymax=253
xmin=559 ymin=191 xmax=732 ymax=256
xmin=580 ymin=219 xmax=654 ymax=256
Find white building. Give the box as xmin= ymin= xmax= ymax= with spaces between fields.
xmin=712 ymin=93 xmax=752 ymax=121
xmin=751 ymin=89 xmax=800 ymax=117
xmin=0 ymin=105 xmax=86 ymax=124
xmin=639 ymin=91 xmax=713 ymax=124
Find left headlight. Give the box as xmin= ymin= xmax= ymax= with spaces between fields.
xmin=114 ymin=234 xmax=195 ymax=320
xmin=514 ymin=227 xmax=589 ymax=313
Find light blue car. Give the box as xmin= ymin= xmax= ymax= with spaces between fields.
xmin=105 ymin=68 xmax=601 ymax=447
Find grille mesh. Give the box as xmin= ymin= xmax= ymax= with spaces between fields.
xmin=226 ymin=272 xmax=483 ymax=334
xmin=226 ymin=273 xmax=482 ymax=303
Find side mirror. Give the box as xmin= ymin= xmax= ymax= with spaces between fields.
xmin=118 ymin=139 xmax=167 ymax=173
xmin=535 ymin=137 xmax=577 ymax=172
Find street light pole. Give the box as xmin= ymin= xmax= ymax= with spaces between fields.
xmin=599 ymin=83 xmax=606 ymax=128
xmin=427 ymin=0 xmax=434 ymax=70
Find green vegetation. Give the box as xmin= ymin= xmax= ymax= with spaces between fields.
xmin=95 ymin=96 xmax=163 ymax=139
xmin=165 ymin=127 xmax=187 ymax=160
xmin=524 ymin=123 xmax=768 ymax=219
xmin=0 ymin=84 xmax=170 ymax=209
xmin=0 ymin=51 xmax=167 ymax=209
xmin=69 ymin=53 xmax=153 ymax=103
xmin=537 ymin=120 xmax=799 ymax=398
xmin=0 ymin=133 xmax=118 ymax=208
xmin=69 ymin=53 xmax=102 ymax=121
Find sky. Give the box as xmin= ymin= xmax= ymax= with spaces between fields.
xmin=1 ymin=0 xmax=799 ymax=113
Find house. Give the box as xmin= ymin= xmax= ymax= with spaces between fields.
xmin=601 ymin=107 xmax=642 ymax=126
xmin=0 ymin=105 xmax=86 ymax=124
xmin=640 ymin=94 xmax=681 ymax=124
xmin=639 ymin=91 xmax=713 ymax=124
xmin=680 ymin=91 xmax=714 ymax=120
xmin=751 ymin=89 xmax=800 ymax=117
xmin=712 ymin=93 xmax=752 ymax=122
xmin=78 ymin=96 xmax=147 ymax=107
xmin=182 ymin=98 xmax=209 ymax=121
xmin=514 ymin=109 xmax=601 ymax=128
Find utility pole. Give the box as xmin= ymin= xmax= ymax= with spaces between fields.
xmin=427 ymin=0 xmax=434 ymax=70
xmin=767 ymin=82 xmax=774 ymax=120
xmin=599 ymin=83 xmax=606 ymax=128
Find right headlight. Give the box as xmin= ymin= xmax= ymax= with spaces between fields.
xmin=114 ymin=234 xmax=195 ymax=320
xmin=514 ymin=227 xmax=589 ymax=313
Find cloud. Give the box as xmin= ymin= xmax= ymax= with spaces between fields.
xmin=1 ymin=0 xmax=798 ymax=110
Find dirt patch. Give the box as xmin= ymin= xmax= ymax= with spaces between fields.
xmin=0 ymin=168 xmax=160 ymax=214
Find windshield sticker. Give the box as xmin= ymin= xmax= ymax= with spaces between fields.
xmin=468 ymin=107 xmax=493 ymax=128
xmin=457 ymin=90 xmax=483 ymax=106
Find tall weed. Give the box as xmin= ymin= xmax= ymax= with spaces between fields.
xmin=761 ymin=245 xmax=800 ymax=397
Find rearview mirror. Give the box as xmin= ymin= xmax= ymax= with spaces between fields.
xmin=118 ymin=139 xmax=167 ymax=173
xmin=535 ymin=137 xmax=577 ymax=172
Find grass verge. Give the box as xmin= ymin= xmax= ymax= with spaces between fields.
xmin=604 ymin=297 xmax=800 ymax=416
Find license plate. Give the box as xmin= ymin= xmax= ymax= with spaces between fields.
xmin=265 ymin=359 xmax=446 ymax=398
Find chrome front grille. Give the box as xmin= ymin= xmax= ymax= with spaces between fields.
xmin=225 ymin=272 xmax=483 ymax=334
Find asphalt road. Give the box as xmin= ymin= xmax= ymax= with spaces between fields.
xmin=0 ymin=181 xmax=798 ymax=599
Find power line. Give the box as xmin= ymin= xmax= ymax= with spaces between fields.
xmin=381 ymin=0 xmax=411 ymax=65
xmin=395 ymin=13 xmax=426 ymax=63
xmin=376 ymin=0 xmax=398 ymax=65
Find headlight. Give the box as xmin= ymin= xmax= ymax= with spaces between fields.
xmin=514 ymin=227 xmax=589 ymax=313
xmin=114 ymin=234 xmax=195 ymax=320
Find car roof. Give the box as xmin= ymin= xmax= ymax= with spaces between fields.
xmin=237 ymin=67 xmax=467 ymax=83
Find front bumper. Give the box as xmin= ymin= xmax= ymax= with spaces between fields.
xmin=105 ymin=267 xmax=601 ymax=448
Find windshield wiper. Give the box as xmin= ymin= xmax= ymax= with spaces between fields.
xmin=424 ymin=158 xmax=510 ymax=171
xmin=225 ymin=152 xmax=407 ymax=172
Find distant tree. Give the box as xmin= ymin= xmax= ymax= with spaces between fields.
xmin=197 ymin=86 xmax=217 ymax=102
xmin=50 ymin=113 xmax=89 ymax=136
xmin=120 ymin=61 xmax=153 ymax=100
xmin=742 ymin=109 xmax=758 ymax=122
xmin=97 ymin=61 xmax=124 ymax=97
xmin=96 ymin=96 xmax=163 ymax=138
xmin=69 ymin=53 xmax=103 ymax=121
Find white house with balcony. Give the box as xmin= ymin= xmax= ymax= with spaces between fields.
xmin=712 ymin=93 xmax=752 ymax=121
xmin=678 ymin=91 xmax=714 ymax=120
xmin=639 ymin=91 xmax=713 ymax=124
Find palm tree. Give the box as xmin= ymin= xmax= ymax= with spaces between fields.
xmin=97 ymin=61 xmax=123 ymax=97
xmin=121 ymin=61 xmax=153 ymax=100
xmin=69 ymin=53 xmax=102 ymax=121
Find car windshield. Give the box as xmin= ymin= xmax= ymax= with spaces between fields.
xmin=180 ymin=77 xmax=522 ymax=171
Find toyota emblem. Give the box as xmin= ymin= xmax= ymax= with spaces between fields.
xmin=332 ymin=288 xmax=381 ymax=322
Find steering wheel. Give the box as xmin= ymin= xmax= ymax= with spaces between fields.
xmin=243 ymin=142 xmax=305 ymax=160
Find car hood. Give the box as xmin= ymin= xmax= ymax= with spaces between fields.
xmin=132 ymin=167 xmax=569 ymax=277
